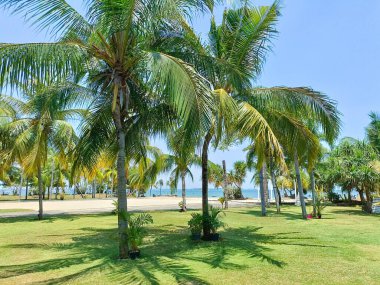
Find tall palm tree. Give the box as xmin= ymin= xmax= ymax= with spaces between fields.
xmin=241 ymin=86 xmax=341 ymax=218
xmin=0 ymin=0 xmax=217 ymax=258
xmin=165 ymin=131 xmax=199 ymax=212
xmin=0 ymin=82 xmax=83 ymax=219
xmin=161 ymin=2 xmax=341 ymax=222
xmin=160 ymin=2 xmax=284 ymax=233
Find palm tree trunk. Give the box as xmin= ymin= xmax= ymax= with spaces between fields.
xmin=222 ymin=160 xmax=228 ymax=209
xmin=25 ymin=178 xmax=28 ymax=200
xmin=294 ymin=152 xmax=307 ymax=219
xmin=310 ymin=169 xmax=316 ymax=217
xmin=259 ymin=162 xmax=267 ymax=216
xmin=18 ymin=174 xmax=23 ymax=201
xmin=347 ymin=189 xmax=352 ymax=204
xmin=358 ymin=188 xmax=366 ymax=209
xmin=269 ymin=158 xmax=280 ymax=213
xmin=277 ymin=187 xmax=282 ymax=205
xmin=112 ymin=79 xmax=129 ymax=259
xmin=181 ymin=172 xmax=186 ymax=211
xmin=37 ymin=164 xmax=43 ymax=220
xmin=263 ymin=166 xmax=269 ymax=208
xmin=202 ymin=131 xmax=212 ymax=236
xmin=49 ymin=164 xmax=54 ymax=200
xmin=92 ymin=180 xmax=96 ymax=199
xmin=364 ymin=187 xmax=373 ymax=213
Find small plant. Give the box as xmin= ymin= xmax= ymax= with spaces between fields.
xmin=203 ymin=206 xmax=226 ymax=241
xmin=112 ymin=200 xmax=118 ymax=215
xmin=218 ymin=197 xmax=225 ymax=208
xmin=315 ymin=197 xmax=326 ymax=218
xmin=178 ymin=201 xmax=186 ymax=212
xmin=120 ymin=211 xmax=153 ymax=259
xmin=59 ymin=193 xmax=65 ymax=200
xmin=188 ymin=213 xmax=203 ymax=240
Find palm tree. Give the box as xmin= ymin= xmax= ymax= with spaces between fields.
xmin=241 ymin=86 xmax=341 ymax=218
xmin=0 ymin=82 xmax=83 ymax=219
xmin=228 ymin=161 xmax=247 ymax=199
xmin=0 ymin=0 xmax=218 ymax=258
xmin=163 ymin=2 xmax=341 ymax=221
xmin=161 ymin=2 xmax=285 ymax=233
xmin=367 ymin=112 xmax=380 ymax=153
xmin=156 ymin=179 xmax=164 ymax=196
xmin=165 ymin=131 xmax=199 ymax=212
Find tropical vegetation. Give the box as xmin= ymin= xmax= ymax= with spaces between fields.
xmin=0 ymin=0 xmax=378 ymax=266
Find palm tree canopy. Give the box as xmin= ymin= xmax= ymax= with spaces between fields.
xmin=366 ymin=112 xmax=380 ymax=153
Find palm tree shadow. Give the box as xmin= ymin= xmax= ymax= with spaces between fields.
xmin=0 ymin=215 xmax=332 ymax=284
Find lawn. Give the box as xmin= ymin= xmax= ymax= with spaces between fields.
xmin=0 ymin=206 xmax=379 ymax=285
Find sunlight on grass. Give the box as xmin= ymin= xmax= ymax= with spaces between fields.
xmin=0 ymin=206 xmax=379 ymax=285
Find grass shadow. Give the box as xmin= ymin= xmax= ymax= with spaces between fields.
xmin=0 ymin=209 xmax=339 ymax=284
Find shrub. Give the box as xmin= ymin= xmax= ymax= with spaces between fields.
xmin=120 ymin=211 xmax=153 ymax=252
xmin=204 ymin=206 xmax=226 ymax=234
xmin=112 ymin=200 xmax=118 ymax=215
xmin=188 ymin=213 xmax=203 ymax=235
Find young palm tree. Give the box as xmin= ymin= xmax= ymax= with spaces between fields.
xmin=0 ymin=0 xmax=217 ymax=258
xmin=0 ymin=82 xmax=84 ymax=219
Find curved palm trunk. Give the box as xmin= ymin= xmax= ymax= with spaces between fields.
xmin=364 ymin=187 xmax=373 ymax=213
xmin=259 ymin=162 xmax=267 ymax=216
xmin=202 ymin=131 xmax=212 ymax=236
xmin=181 ymin=172 xmax=186 ymax=211
xmin=37 ymin=164 xmax=43 ymax=220
xmin=269 ymin=158 xmax=280 ymax=213
xmin=294 ymin=152 xmax=307 ymax=219
xmin=310 ymin=169 xmax=316 ymax=217
xmin=112 ymin=78 xmax=129 ymax=259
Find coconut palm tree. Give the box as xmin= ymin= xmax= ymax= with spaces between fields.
xmin=161 ymin=2 xmax=341 ymax=222
xmin=0 ymin=82 xmax=84 ymax=219
xmin=367 ymin=112 xmax=380 ymax=153
xmin=165 ymin=130 xmax=199 ymax=212
xmin=0 ymin=0 xmax=216 ymax=258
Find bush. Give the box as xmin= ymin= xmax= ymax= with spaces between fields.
xmin=327 ymin=191 xmax=340 ymax=203
xmin=204 ymin=206 xmax=226 ymax=234
xmin=120 ymin=212 xmax=153 ymax=251
xmin=188 ymin=213 xmax=203 ymax=235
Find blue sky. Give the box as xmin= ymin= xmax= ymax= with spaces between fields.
xmin=1 ymin=1 xmax=379 ymax=188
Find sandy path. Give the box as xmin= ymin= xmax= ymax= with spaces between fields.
xmin=0 ymin=197 xmax=261 ymax=217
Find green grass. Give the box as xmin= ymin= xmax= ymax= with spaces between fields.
xmin=0 ymin=206 xmax=379 ymax=285
xmin=0 ymin=209 xmax=33 ymax=213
